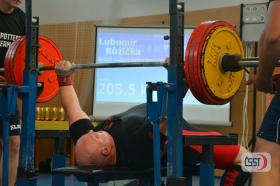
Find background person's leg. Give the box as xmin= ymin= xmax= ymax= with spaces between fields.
xmin=252 ymin=90 xmax=280 ymax=186
xmin=8 ymin=136 xmax=20 ymax=186
xmin=252 ymin=137 xmax=280 ymax=186
xmin=0 ymin=136 xmax=20 ymax=186
xmin=7 ymin=108 xmax=21 ymax=186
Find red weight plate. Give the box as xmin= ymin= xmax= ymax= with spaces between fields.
xmin=191 ymin=23 xmax=214 ymax=104
xmin=36 ymin=36 xmax=62 ymax=102
xmin=185 ymin=21 xmax=234 ymax=105
xmin=198 ymin=21 xmax=236 ymax=104
xmin=4 ymin=41 xmax=15 ymax=84
xmin=186 ymin=22 xmax=214 ymax=104
xmin=10 ymin=36 xmax=62 ymax=102
xmin=200 ymin=23 xmax=237 ymax=104
xmin=194 ymin=22 xmax=225 ymax=104
xmin=185 ymin=22 xmax=204 ymax=95
xmin=5 ymin=37 xmax=16 ymax=83
xmin=195 ymin=22 xmax=226 ymax=104
xmin=185 ymin=26 xmax=208 ymax=103
xmin=185 ymin=21 xmax=215 ymax=104
xmin=4 ymin=37 xmax=24 ymax=84
xmin=10 ymin=38 xmax=24 ymax=84
xmin=190 ymin=22 xmax=217 ymax=104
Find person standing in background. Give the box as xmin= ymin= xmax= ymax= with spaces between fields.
xmin=247 ymin=0 xmax=280 ymax=185
xmin=0 ymin=0 xmax=25 ymax=185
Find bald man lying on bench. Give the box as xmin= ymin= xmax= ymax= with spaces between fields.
xmin=55 ymin=60 xmax=250 ymax=186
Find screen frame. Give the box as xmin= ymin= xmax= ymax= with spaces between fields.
xmin=92 ymin=25 xmax=232 ymax=126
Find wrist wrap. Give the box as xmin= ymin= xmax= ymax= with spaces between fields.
xmin=57 ymin=75 xmax=72 ymax=86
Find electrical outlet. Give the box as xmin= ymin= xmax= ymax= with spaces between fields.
xmin=242 ymin=3 xmax=268 ymax=24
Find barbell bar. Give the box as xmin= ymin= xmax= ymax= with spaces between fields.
xmin=1 ymin=55 xmax=278 ymax=73
xmin=0 ymin=61 xmax=169 ymax=73
xmin=3 ymin=20 xmax=277 ymax=105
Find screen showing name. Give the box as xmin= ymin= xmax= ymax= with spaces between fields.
xmin=93 ymin=26 xmax=231 ymax=126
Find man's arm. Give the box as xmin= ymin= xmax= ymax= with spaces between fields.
xmin=56 ymin=60 xmax=89 ymax=125
xmin=59 ymin=85 xmax=89 ymax=125
xmin=256 ymin=1 xmax=280 ymax=92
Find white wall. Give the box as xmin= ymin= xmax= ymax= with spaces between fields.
xmin=20 ymin=0 xmax=268 ymax=25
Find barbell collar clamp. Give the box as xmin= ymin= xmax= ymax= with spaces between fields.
xmin=220 ymin=54 xmax=243 ymax=72
xmin=221 ymin=54 xmax=280 ymax=73
xmin=220 ymin=54 xmax=257 ymax=72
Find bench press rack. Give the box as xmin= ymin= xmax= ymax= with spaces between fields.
xmin=0 ymin=0 xmax=39 ymax=185
xmin=53 ymin=1 xmax=238 ymax=185
xmin=53 ymin=81 xmax=238 ymax=186
xmin=0 ymin=0 xmax=238 ymax=186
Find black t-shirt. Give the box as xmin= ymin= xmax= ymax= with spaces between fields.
xmin=0 ymin=7 xmax=25 ymax=68
xmin=69 ymin=104 xmax=202 ymax=169
xmin=70 ymin=104 xmax=167 ymax=168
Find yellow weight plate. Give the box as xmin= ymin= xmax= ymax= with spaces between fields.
xmin=201 ymin=26 xmax=244 ymax=100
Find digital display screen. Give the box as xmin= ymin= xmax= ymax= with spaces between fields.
xmin=93 ymin=26 xmax=231 ymax=126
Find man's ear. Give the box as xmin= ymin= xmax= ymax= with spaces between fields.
xmin=101 ymin=146 xmax=110 ymax=156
